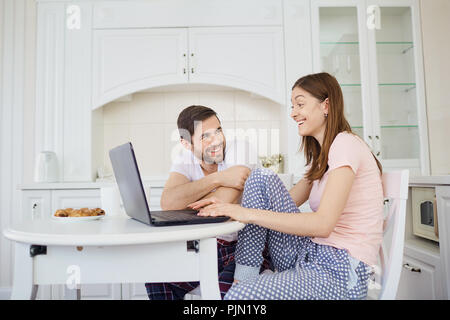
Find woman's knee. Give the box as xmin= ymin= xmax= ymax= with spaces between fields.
xmin=244 ymin=168 xmax=277 ymax=189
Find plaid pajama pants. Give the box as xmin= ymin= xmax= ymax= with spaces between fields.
xmin=145 ymin=238 xmax=273 ymax=300
xmin=225 ymin=168 xmax=371 ymax=300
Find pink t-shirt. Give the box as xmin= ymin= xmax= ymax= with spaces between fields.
xmin=308 ymin=132 xmax=383 ymax=266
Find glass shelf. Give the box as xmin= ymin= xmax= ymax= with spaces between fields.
xmin=339 ymin=83 xmax=361 ymax=87
xmin=378 ymin=83 xmax=415 ymax=86
xmin=320 ymin=42 xmax=359 ymax=45
xmin=351 ymin=125 xmax=418 ymax=129
xmin=380 ymin=125 xmax=418 ymax=128
xmin=339 ymin=83 xmax=416 ymax=90
xmin=321 ymin=41 xmax=414 ymax=55
xmin=320 ymin=41 xmax=413 ymax=45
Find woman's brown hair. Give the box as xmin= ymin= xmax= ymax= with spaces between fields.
xmin=292 ymin=72 xmax=382 ymax=181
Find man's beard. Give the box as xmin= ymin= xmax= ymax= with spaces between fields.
xmin=202 ymin=142 xmax=226 ymax=165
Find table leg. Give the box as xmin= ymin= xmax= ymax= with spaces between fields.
xmin=64 ymin=285 xmax=81 ymax=300
xmin=11 ymin=242 xmax=35 ymax=300
xmin=198 ymin=237 xmax=221 ymax=300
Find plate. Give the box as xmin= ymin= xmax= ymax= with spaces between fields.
xmin=51 ymin=215 xmax=105 ymax=222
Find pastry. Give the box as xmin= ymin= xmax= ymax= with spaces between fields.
xmin=54 ymin=207 xmax=106 ymax=217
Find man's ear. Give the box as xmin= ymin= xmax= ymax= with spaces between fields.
xmin=180 ymin=138 xmax=193 ymax=151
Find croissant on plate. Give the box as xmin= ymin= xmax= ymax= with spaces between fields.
xmin=54 ymin=207 xmax=106 ymax=217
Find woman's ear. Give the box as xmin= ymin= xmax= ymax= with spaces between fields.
xmin=322 ymin=98 xmax=330 ymax=116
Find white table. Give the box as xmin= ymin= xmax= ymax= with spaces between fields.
xmin=3 ymin=216 xmax=244 ymax=300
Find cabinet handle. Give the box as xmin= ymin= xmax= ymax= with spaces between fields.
xmin=31 ymin=203 xmax=39 ymax=220
xmin=368 ymin=135 xmax=372 ymax=139
xmin=190 ymin=53 xmax=195 ymax=74
xmin=403 ymin=263 xmax=421 ymax=273
xmin=376 ymin=151 xmax=380 ymax=156
xmin=183 ymin=53 xmax=187 ymax=75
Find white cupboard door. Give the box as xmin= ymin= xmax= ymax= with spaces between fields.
xmin=396 ymin=256 xmax=438 ymax=300
xmin=79 ymin=284 xmax=122 ymax=300
xmin=92 ymin=28 xmax=189 ymax=109
xmin=188 ymin=26 xmax=285 ymax=104
xmin=366 ymin=1 xmax=428 ymax=176
xmin=310 ymin=1 xmax=373 ymax=148
xmin=21 ymin=190 xmax=52 ymax=221
xmin=121 ymin=283 xmax=149 ymax=300
xmin=436 ymin=186 xmax=450 ymax=299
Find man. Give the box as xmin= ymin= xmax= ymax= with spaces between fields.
xmin=145 ymin=105 xmax=257 ymax=300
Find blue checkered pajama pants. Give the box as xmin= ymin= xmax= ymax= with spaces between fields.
xmin=225 ymin=168 xmax=371 ymax=300
xmin=145 ymin=238 xmax=272 ymax=300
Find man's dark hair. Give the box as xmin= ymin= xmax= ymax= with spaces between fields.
xmin=177 ymin=105 xmax=219 ymax=143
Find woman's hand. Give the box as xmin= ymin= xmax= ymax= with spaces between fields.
xmin=197 ymin=203 xmax=253 ymax=224
xmin=187 ymin=197 xmax=223 ymax=210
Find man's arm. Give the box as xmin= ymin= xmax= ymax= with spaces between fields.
xmin=160 ymin=166 xmax=250 ymax=210
xmin=160 ymin=172 xmax=220 ymax=210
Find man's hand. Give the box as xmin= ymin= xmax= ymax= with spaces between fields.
xmin=216 ymin=166 xmax=251 ymax=190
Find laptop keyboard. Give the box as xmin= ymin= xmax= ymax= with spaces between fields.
xmin=152 ymin=210 xmax=206 ymax=221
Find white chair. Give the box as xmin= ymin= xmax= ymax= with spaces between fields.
xmin=368 ymin=169 xmax=409 ymax=300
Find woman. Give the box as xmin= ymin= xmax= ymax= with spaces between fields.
xmin=188 ymin=72 xmax=384 ymax=300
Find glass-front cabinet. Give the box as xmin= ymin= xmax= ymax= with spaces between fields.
xmin=311 ymin=0 xmax=429 ymax=176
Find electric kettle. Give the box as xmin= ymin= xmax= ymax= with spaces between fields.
xmin=34 ymin=151 xmax=59 ymax=182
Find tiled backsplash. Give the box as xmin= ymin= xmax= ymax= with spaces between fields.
xmin=96 ymin=87 xmax=284 ymax=178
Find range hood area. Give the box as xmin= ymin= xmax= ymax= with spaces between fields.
xmin=93 ymin=84 xmax=286 ymax=182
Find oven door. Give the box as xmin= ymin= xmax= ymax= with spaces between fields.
xmin=411 ymin=187 xmax=439 ymax=242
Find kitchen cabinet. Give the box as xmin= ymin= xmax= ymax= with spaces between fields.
xmin=92 ymin=26 xmax=284 ymax=108
xmin=187 ymin=27 xmax=284 ymax=104
xmin=396 ymin=243 xmax=445 ymax=299
xmin=310 ymin=0 xmax=429 ymax=176
xmin=92 ymin=28 xmax=189 ymax=108
xmin=395 ymin=180 xmax=450 ymax=300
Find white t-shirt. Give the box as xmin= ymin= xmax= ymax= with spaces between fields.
xmin=170 ymin=139 xmax=257 ymax=242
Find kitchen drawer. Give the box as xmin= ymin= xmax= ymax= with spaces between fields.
xmin=51 ymin=189 xmax=101 ymax=214
xmin=148 ymin=187 xmax=163 ymax=211
xmin=22 ymin=190 xmax=52 ymax=220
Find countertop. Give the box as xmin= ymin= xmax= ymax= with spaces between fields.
xmin=18 ymin=174 xmax=450 ymax=190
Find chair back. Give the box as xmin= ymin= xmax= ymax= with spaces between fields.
xmin=377 ymin=169 xmax=409 ymax=300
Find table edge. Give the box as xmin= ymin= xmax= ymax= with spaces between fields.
xmin=2 ymin=221 xmax=245 ymax=246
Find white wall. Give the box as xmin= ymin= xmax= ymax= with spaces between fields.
xmin=420 ymin=0 xmax=450 ymax=175
xmin=0 ymin=0 xmax=36 ymax=297
xmin=99 ymin=89 xmax=282 ymax=179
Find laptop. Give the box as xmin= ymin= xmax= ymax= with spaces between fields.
xmin=109 ymin=142 xmax=229 ymax=226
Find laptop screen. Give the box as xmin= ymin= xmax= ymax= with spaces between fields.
xmin=109 ymin=142 xmax=151 ymax=224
